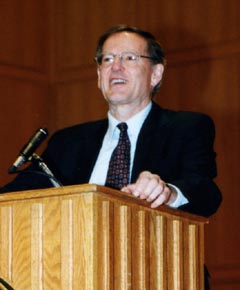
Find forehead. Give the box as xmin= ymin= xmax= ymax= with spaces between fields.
xmin=102 ymin=32 xmax=148 ymax=53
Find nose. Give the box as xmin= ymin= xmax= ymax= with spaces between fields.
xmin=111 ymin=55 xmax=124 ymax=70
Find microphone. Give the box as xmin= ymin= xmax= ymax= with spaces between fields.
xmin=8 ymin=128 xmax=48 ymax=174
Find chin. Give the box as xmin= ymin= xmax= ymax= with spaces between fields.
xmin=106 ymin=95 xmax=129 ymax=105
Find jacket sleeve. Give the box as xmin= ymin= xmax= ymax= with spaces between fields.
xmin=169 ymin=113 xmax=222 ymax=217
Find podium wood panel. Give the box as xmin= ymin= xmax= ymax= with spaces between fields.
xmin=0 ymin=184 xmax=207 ymax=290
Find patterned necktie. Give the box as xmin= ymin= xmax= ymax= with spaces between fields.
xmin=105 ymin=122 xmax=131 ymax=189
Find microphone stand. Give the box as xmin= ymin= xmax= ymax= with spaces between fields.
xmin=0 ymin=277 xmax=14 ymax=290
xmin=30 ymin=153 xmax=62 ymax=188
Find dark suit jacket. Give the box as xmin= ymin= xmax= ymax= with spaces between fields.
xmin=0 ymin=102 xmax=222 ymax=217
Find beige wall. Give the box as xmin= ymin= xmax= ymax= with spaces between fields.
xmin=0 ymin=1 xmax=239 ymax=289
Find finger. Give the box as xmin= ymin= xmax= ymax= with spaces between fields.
xmin=146 ymin=183 xmax=164 ymax=202
xmin=121 ymin=171 xmax=158 ymax=197
xmin=134 ymin=172 xmax=160 ymax=198
xmin=138 ymin=176 xmax=162 ymax=199
xmin=150 ymin=186 xmax=172 ymax=208
xmin=121 ymin=184 xmax=136 ymax=194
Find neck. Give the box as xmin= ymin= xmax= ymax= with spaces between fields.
xmin=108 ymin=100 xmax=151 ymax=121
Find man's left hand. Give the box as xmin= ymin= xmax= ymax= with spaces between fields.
xmin=121 ymin=171 xmax=177 ymax=208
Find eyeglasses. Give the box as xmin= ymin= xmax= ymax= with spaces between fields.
xmin=95 ymin=51 xmax=157 ymax=68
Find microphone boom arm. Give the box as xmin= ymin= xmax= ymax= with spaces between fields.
xmin=30 ymin=153 xmax=62 ymax=188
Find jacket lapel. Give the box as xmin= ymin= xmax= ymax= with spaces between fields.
xmin=73 ymin=120 xmax=108 ymax=184
xmin=131 ymin=102 xmax=171 ymax=182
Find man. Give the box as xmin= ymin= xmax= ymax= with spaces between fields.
xmin=0 ymin=25 xmax=222 ymax=290
xmin=0 ymin=25 xmax=222 ymax=217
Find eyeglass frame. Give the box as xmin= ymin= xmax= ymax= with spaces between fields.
xmin=94 ymin=50 xmax=158 ymax=67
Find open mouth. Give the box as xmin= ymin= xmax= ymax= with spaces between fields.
xmin=111 ymin=79 xmax=127 ymax=85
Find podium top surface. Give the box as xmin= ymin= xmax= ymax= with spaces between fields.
xmin=0 ymin=183 xmax=208 ymax=223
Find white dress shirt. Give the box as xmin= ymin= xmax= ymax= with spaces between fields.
xmin=89 ymin=102 xmax=188 ymax=208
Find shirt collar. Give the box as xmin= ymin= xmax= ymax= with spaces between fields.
xmin=107 ymin=101 xmax=152 ymax=139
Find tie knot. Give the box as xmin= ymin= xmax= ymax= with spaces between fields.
xmin=117 ymin=122 xmax=128 ymax=132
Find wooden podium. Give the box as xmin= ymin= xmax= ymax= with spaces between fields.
xmin=0 ymin=184 xmax=207 ymax=290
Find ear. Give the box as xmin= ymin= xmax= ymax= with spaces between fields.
xmin=151 ymin=64 xmax=164 ymax=87
xmin=97 ymin=67 xmax=101 ymax=89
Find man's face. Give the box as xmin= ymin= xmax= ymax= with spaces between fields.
xmin=97 ymin=32 xmax=163 ymax=109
